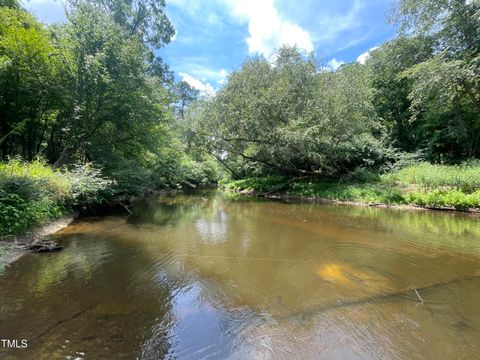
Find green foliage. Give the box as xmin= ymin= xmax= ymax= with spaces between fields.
xmin=69 ymin=0 xmax=175 ymax=48
xmin=0 ymin=0 xmax=186 ymax=197
xmin=192 ymin=47 xmax=391 ymax=179
xmin=174 ymin=80 xmax=200 ymax=119
xmin=51 ymin=2 xmax=172 ymax=167
xmin=0 ymin=159 xmax=71 ymax=201
xmin=224 ymin=177 xmax=405 ymax=205
xmin=1 ymin=0 xmax=480 ymax=218
xmin=224 ymin=161 xmax=480 ymax=210
xmin=384 ymin=0 xmax=480 ymax=161
xmin=223 ymin=176 xmax=287 ymax=192
xmin=383 ymin=161 xmax=480 ymax=193
xmin=68 ymin=163 xmax=115 ymax=203
xmin=367 ymin=37 xmax=434 ymax=152
xmin=0 ymin=189 xmax=63 ymax=235
xmin=176 ymin=156 xmax=221 ymax=187
xmin=0 ymin=159 xmax=112 ymax=236
xmin=351 ymin=167 xmax=380 ymax=183
xmin=0 ymin=6 xmax=64 ymax=160
xmin=0 ymin=0 xmax=19 ymax=8
xmin=390 ymin=0 xmax=480 ymax=54
xmin=289 ymin=180 xmax=406 ymax=205
xmin=405 ymin=189 xmax=480 ymax=210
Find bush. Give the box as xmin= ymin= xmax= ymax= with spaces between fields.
xmin=223 ymin=176 xmax=287 ymax=192
xmin=0 ymin=159 xmax=71 ymax=201
xmin=383 ymin=161 xmax=480 ymax=193
xmin=68 ymin=163 xmax=114 ymax=203
xmin=223 ymin=162 xmax=480 ymax=210
xmin=0 ymin=159 xmax=112 ymax=236
xmin=405 ymin=189 xmax=480 ymax=210
xmin=352 ymin=167 xmax=380 ymax=183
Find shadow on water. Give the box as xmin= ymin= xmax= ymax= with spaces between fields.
xmin=1 ymin=190 xmax=480 ymax=359
xmin=0 ymin=232 xmax=183 ymax=359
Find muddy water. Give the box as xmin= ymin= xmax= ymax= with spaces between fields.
xmin=1 ymin=191 xmax=480 ymax=359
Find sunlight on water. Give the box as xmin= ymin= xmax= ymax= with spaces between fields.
xmin=0 ymin=191 xmax=479 ymax=359
xmin=317 ymin=264 xmax=349 ymax=284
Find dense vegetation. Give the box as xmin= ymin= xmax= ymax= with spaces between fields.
xmin=191 ymin=0 xmax=479 ymax=209
xmin=224 ymin=162 xmax=480 ymax=210
xmin=0 ymin=0 xmax=217 ymax=194
xmin=0 ymin=0 xmax=479 ymax=243
xmin=188 ymin=0 xmax=479 ymax=178
xmin=0 ymin=159 xmax=112 ymax=235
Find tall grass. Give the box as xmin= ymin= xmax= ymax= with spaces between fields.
xmin=383 ymin=161 xmax=480 ymax=193
xmin=222 ymin=162 xmax=480 ymax=210
xmin=0 ymin=159 xmax=113 ymax=236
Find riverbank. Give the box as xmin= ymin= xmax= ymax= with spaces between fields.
xmin=0 ymin=160 xmax=114 ymax=272
xmin=0 ymin=213 xmax=77 ymax=272
xmin=222 ymin=163 xmax=480 ymax=213
xmin=0 ymin=160 xmax=113 ymax=237
xmin=227 ymin=189 xmax=480 ymax=214
xmin=0 ymin=184 xmax=179 ymax=273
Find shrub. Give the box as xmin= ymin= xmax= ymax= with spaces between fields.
xmin=223 ymin=176 xmax=287 ymax=192
xmin=68 ymin=163 xmax=114 ymax=204
xmin=405 ymin=189 xmax=480 ymax=210
xmin=352 ymin=167 xmax=380 ymax=183
xmin=0 ymin=159 xmax=112 ymax=236
xmin=383 ymin=162 xmax=480 ymax=193
xmin=222 ymin=165 xmax=480 ymax=210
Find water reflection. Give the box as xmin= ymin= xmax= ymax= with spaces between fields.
xmin=0 ymin=191 xmax=479 ymax=359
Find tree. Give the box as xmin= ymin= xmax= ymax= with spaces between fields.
xmin=0 ymin=7 xmax=63 ymax=160
xmin=367 ymin=37 xmax=434 ymax=152
xmin=193 ymin=47 xmax=390 ymax=178
xmin=390 ymin=0 xmax=479 ymax=54
xmin=0 ymin=0 xmax=19 ymax=8
xmin=388 ymin=0 xmax=480 ymax=160
xmin=51 ymin=2 xmax=171 ymax=168
xmin=0 ymin=0 xmax=218 ymax=191
xmin=68 ymin=0 xmax=174 ymax=48
xmin=174 ymin=80 xmax=199 ymax=120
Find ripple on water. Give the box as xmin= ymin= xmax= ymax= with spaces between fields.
xmin=0 ymin=192 xmax=479 ymax=360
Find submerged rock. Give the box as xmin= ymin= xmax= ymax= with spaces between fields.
xmin=26 ymin=241 xmax=63 ymax=253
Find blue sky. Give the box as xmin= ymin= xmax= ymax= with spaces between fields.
xmin=23 ymin=0 xmax=397 ymax=93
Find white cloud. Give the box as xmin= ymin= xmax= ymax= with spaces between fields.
xmin=174 ymin=60 xmax=228 ymax=87
xmin=217 ymin=69 xmax=229 ymax=85
xmin=313 ymin=0 xmax=364 ymax=43
xmin=179 ymin=72 xmax=216 ymax=96
xmin=207 ymin=12 xmax=224 ymax=27
xmin=337 ymin=33 xmax=371 ymax=52
xmin=225 ymin=0 xmax=313 ymax=56
xmin=327 ymin=58 xmax=345 ymax=71
xmin=356 ymin=46 xmax=379 ymax=64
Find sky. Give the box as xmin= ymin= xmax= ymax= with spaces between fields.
xmin=22 ymin=0 xmax=397 ymax=94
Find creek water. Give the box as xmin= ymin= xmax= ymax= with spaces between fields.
xmin=1 ymin=191 xmax=479 ymax=359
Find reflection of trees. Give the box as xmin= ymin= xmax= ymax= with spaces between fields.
xmin=128 ymin=193 xmax=214 ymax=226
xmin=309 ymin=203 xmax=480 ymax=254
xmin=30 ymin=236 xmax=113 ymax=295
xmin=127 ymin=191 xmax=265 ymax=228
xmin=2 ymin=191 xmax=480 ymax=359
xmin=0 ymin=230 xmax=183 ymax=360
xmin=131 ymin=192 xmax=480 ymax=320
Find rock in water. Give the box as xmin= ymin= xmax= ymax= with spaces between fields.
xmin=27 ymin=240 xmax=63 ymax=253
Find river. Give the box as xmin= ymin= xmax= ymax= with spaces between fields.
xmin=1 ymin=191 xmax=479 ymax=359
